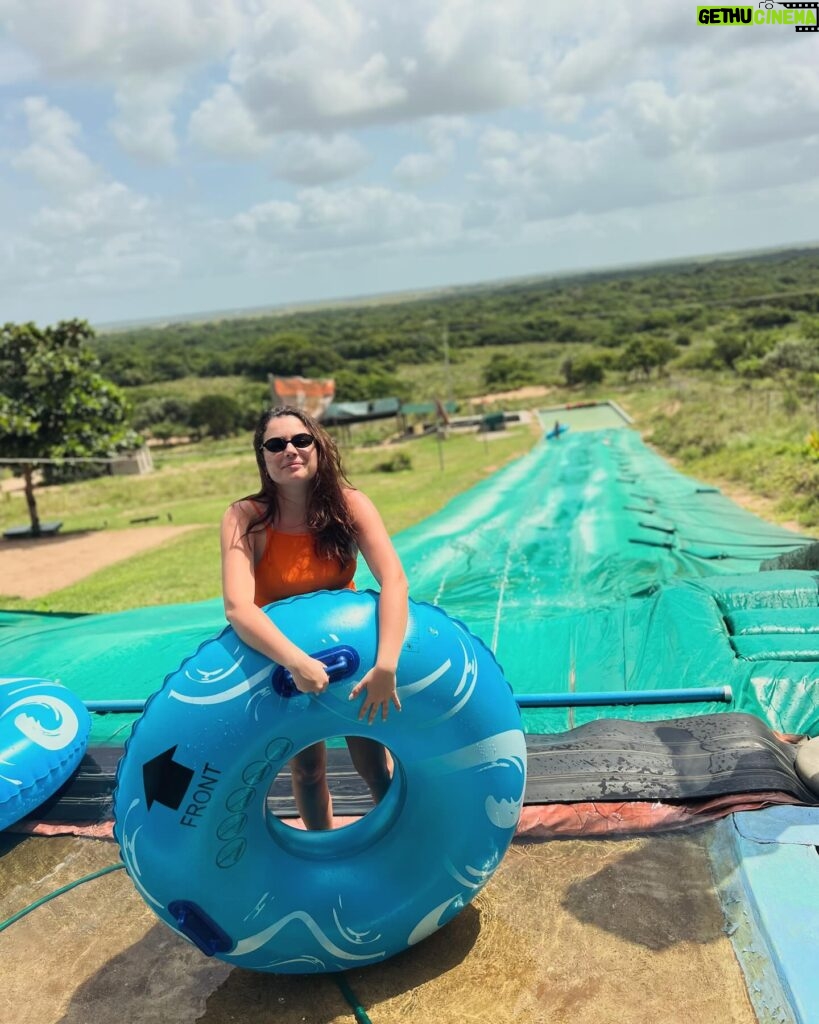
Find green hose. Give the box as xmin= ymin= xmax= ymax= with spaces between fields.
xmin=0 ymin=861 xmax=125 ymax=934
xmin=333 ymin=973 xmax=375 ymax=1024
xmin=1 ymin=862 xmax=374 ymax=1022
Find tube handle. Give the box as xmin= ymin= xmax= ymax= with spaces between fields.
xmin=271 ymin=644 xmax=361 ymax=698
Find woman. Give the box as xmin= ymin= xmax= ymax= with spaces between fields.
xmin=220 ymin=405 xmax=409 ymax=831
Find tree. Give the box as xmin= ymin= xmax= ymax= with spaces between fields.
xmin=0 ymin=320 xmax=136 ymax=536
xmin=189 ymin=394 xmax=243 ymax=438
xmin=617 ymin=336 xmax=676 ymax=379
xmin=483 ymin=353 xmax=536 ymax=390
xmin=560 ymin=353 xmax=606 ymax=386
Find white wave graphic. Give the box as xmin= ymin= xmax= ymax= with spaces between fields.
xmin=184 ymin=652 xmax=244 ymax=685
xmin=244 ymin=892 xmax=272 ymax=922
xmin=420 ymin=729 xmax=527 ymax=776
xmin=424 ymin=640 xmax=479 ymax=726
xmin=451 ymin=638 xmax=474 ymax=698
xmin=482 ymin=755 xmax=525 ymax=827
xmin=445 ymin=858 xmax=497 ymax=891
xmin=396 ymin=659 xmax=451 ymax=699
xmin=228 ymin=911 xmax=386 ymax=962
xmin=485 ymin=795 xmax=522 ymax=829
xmin=407 ymin=895 xmax=463 ymax=946
xmin=261 ymin=955 xmax=326 ymax=971
xmin=170 ymin=664 xmax=271 ymax=706
xmin=332 ymin=896 xmax=381 ymax=945
xmin=119 ymin=799 xmax=163 ymax=910
xmin=2 ymin=695 xmax=79 ymax=751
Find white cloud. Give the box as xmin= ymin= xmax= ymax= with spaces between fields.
xmin=0 ymin=40 xmax=38 ymax=84
xmin=616 ymin=81 xmax=712 ymax=160
xmin=0 ymin=0 xmax=239 ymax=78
xmin=31 ymin=182 xmax=152 ymax=237
xmin=189 ymin=0 xmax=538 ymax=145
xmin=111 ymin=79 xmax=181 ymax=164
xmin=393 ymin=115 xmax=471 ymax=185
xmin=2 ymin=0 xmax=819 ymax=324
xmin=270 ymin=133 xmax=369 ymax=184
xmin=393 ymin=150 xmax=448 ymax=187
xmin=230 ymin=184 xmax=461 ymax=258
xmin=474 ymin=108 xmax=819 ymax=228
xmin=11 ymin=97 xmax=99 ymax=191
xmin=188 ymin=83 xmax=272 ymax=158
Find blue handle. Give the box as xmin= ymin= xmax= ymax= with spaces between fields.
xmin=271 ymin=644 xmax=361 ymax=698
xmin=168 ymin=900 xmax=232 ymax=956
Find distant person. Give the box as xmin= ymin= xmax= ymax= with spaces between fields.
xmin=221 ymin=405 xmax=408 ymax=830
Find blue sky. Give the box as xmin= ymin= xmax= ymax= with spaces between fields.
xmin=1 ymin=0 xmax=818 ymax=328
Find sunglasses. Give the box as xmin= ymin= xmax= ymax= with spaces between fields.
xmin=260 ymin=433 xmax=316 ymax=454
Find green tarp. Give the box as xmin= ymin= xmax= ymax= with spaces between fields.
xmin=2 ymin=424 xmax=817 ymax=743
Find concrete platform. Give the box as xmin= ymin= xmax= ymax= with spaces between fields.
xmin=1 ymin=828 xmax=759 ymax=1024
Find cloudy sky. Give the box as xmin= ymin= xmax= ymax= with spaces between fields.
xmin=1 ymin=0 xmax=818 ymax=328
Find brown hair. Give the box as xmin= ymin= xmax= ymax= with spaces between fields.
xmin=244 ymin=406 xmax=357 ymax=565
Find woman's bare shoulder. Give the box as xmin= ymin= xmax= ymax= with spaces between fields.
xmin=344 ymin=486 xmax=369 ymax=512
xmin=224 ymin=497 xmax=264 ymax=526
xmin=345 ymin=487 xmax=384 ymax=525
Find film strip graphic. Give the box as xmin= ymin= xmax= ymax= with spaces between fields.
xmin=776 ymin=2 xmax=819 ymax=31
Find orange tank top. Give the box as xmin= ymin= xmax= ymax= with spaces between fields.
xmin=253 ymin=528 xmax=356 ymax=607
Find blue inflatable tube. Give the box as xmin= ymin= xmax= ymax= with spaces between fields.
xmin=0 ymin=677 xmax=91 ymax=831
xmin=114 ymin=590 xmax=525 ymax=974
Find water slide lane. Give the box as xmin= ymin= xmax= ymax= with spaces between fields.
xmin=1 ymin=425 xmax=817 ymax=741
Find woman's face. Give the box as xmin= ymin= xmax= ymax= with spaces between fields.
xmin=261 ymin=414 xmax=319 ymax=488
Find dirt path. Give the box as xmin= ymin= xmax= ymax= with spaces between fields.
xmin=0 ymin=525 xmax=199 ymax=599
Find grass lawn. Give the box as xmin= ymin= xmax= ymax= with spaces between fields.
xmin=1 ymin=424 xmax=538 ymax=614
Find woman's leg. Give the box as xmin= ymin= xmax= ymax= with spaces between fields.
xmin=346 ymin=737 xmax=394 ymax=804
xmin=289 ymin=741 xmax=333 ymax=830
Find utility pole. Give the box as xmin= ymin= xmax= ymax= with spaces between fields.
xmin=442 ymin=323 xmax=453 ymax=410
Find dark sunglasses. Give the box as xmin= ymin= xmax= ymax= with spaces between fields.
xmin=260 ymin=432 xmax=315 ymax=454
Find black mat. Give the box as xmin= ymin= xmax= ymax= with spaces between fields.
xmin=21 ymin=712 xmax=817 ymax=826
xmin=524 ymin=713 xmax=816 ymax=805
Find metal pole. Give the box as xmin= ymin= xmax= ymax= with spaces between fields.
xmin=84 ymin=686 xmax=731 ymax=715
xmin=514 ymin=686 xmax=732 ymax=708
xmin=84 ymin=700 xmax=146 ymax=713
xmin=443 ymin=324 xmax=452 ymax=409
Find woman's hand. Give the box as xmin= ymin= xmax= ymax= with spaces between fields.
xmin=288 ymin=654 xmax=330 ymax=694
xmin=349 ymin=665 xmax=402 ymax=724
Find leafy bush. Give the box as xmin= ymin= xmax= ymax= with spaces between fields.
xmin=760 ymin=337 xmax=819 ymax=374
xmin=483 ymin=353 xmax=537 ymax=389
xmin=132 ymin=396 xmax=192 ymax=429
xmin=189 ymin=394 xmax=243 ymax=438
xmin=373 ymin=452 xmax=413 ymax=472
xmin=742 ymin=307 xmax=795 ymax=330
xmin=561 ymin=354 xmax=606 ymax=385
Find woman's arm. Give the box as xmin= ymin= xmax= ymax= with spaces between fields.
xmin=346 ymin=489 xmax=409 ymax=723
xmin=220 ymin=502 xmax=330 ymax=693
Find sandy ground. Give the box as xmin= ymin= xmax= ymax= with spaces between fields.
xmin=0 ymin=526 xmax=198 ymax=599
xmin=0 ymin=828 xmax=758 ymax=1024
xmin=471 ymin=385 xmax=554 ymax=406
